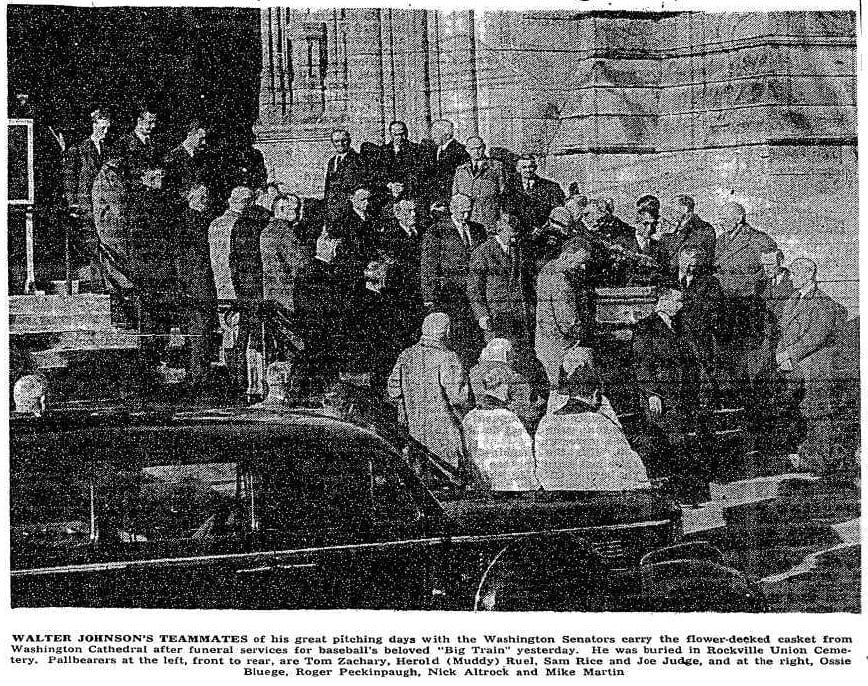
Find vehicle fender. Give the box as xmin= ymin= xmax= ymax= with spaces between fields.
xmin=639 ymin=559 xmax=767 ymax=612
xmin=640 ymin=540 xmax=724 ymax=566
xmin=473 ymin=532 xmax=608 ymax=612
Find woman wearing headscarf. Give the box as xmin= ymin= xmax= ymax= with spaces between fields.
xmin=462 ymin=367 xmax=537 ymax=491
xmin=388 ymin=312 xmax=470 ymax=470
xmin=468 ymin=337 xmax=545 ymax=431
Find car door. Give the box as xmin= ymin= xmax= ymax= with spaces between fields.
xmin=339 ymin=448 xmax=440 ymax=609
xmin=11 ymin=424 xmax=259 ymax=609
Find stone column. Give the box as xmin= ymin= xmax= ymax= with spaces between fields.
xmin=439 ymin=10 xmax=479 ymax=139
xmin=344 ymin=8 xmax=386 ymax=144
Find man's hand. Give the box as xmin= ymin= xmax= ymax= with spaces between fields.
xmin=562 ymin=345 xmax=593 ymax=376
xmin=478 ymin=316 xmax=491 ymax=331
xmin=649 ymin=395 xmax=663 ymax=417
xmin=776 ymin=350 xmax=793 ymax=372
xmin=387 ymin=181 xmax=405 ymax=198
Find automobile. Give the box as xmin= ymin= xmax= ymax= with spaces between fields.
xmin=10 ymin=403 xmax=766 ymax=611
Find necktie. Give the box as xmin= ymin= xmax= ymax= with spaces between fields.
xmin=436 ymin=147 xmax=442 ymax=161
xmin=680 ymin=275 xmax=689 ymax=290
xmin=460 ymin=224 xmax=470 ymax=248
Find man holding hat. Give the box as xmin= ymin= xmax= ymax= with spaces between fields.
xmin=388 ymin=312 xmax=471 ymax=470
xmin=467 ymin=216 xmax=532 ymax=347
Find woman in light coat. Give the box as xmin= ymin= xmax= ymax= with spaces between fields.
xmin=388 ymin=312 xmax=470 ymax=470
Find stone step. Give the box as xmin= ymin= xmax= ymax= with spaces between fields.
xmin=683 ymin=472 xmax=821 ymax=535
xmin=709 ymin=473 xmax=820 ymax=507
xmin=9 ymin=294 xmax=113 ymax=333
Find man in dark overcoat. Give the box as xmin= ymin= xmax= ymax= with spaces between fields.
xmin=421 ymin=194 xmax=487 ymax=369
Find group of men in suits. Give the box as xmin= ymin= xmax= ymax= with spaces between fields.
xmin=62 ymin=104 xmax=844 ymax=476
xmin=629 ymin=207 xmax=844 ymax=479
xmin=284 ymin=117 xmax=848 ymax=477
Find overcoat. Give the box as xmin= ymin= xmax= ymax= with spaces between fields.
xmin=777 ymin=287 xmax=843 ymax=418
xmin=388 ymin=338 xmax=470 ymax=469
xmin=714 ymin=223 xmax=777 ymax=296
xmin=451 ymin=159 xmax=507 ymax=231
xmin=534 ymin=262 xmax=592 ymax=386
xmin=92 ymin=162 xmax=134 ymax=291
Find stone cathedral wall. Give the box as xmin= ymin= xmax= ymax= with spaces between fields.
xmin=255 ymin=9 xmax=856 ymax=315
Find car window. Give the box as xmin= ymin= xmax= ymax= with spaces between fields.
xmin=253 ymin=444 xmax=373 ymax=543
xmin=11 ymin=471 xmax=94 ymax=556
xmin=99 ymin=462 xmax=247 ymax=544
xmin=370 ymin=454 xmax=421 ymax=524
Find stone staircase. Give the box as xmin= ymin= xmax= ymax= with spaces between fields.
xmin=9 ymin=294 xmax=142 ymax=402
xmin=9 ymin=294 xmax=139 ymax=353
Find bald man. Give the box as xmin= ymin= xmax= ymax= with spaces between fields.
xmin=776 ymin=257 xmax=845 ymax=474
xmin=713 ymin=202 xmax=778 ymax=400
xmin=452 ymin=136 xmax=507 ymax=232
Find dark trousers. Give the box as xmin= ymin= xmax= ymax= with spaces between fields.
xmin=229 ymin=300 xmax=263 ymax=391
xmin=180 ymin=305 xmax=216 ymax=384
xmin=634 ymin=402 xmax=713 ymax=502
xmin=70 ymin=215 xmax=104 ymax=291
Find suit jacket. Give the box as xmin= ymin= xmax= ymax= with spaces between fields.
xmin=678 ymin=271 xmax=724 ymax=374
xmin=659 ymin=214 xmax=716 ymax=278
xmin=324 ymin=149 xmax=368 ymax=211
xmin=229 ymin=209 xmax=268 ymax=301
xmin=64 ymin=137 xmax=113 ymax=216
xmin=623 ymin=234 xmax=665 ymax=286
xmin=379 ymin=140 xmax=423 ymax=189
xmin=759 ymin=270 xmax=795 ymax=342
xmin=777 ymin=287 xmax=844 ymax=416
xmin=745 ymin=270 xmax=795 ymax=378
xmin=294 ymin=258 xmax=351 ymax=370
xmin=380 ymin=221 xmax=426 ymax=340
xmin=209 ymin=210 xmax=242 ymax=301
xmin=426 ymin=138 xmax=470 ymax=202
xmin=633 ymin=313 xmax=701 ymax=414
xmin=714 ymin=223 xmax=777 ymax=296
xmin=341 ymin=207 xmax=381 ymax=259
xmin=534 ymin=262 xmax=593 ymax=385
xmin=92 ymin=162 xmax=133 ymax=291
xmin=260 ymin=218 xmax=311 ymax=312
xmin=119 ymin=132 xmax=165 ymax=184
xmin=420 ymin=216 xmax=486 ymax=307
xmin=467 ymin=237 xmax=529 ymax=323
xmin=452 ymin=158 xmax=507 ymax=231
xmin=162 ymin=145 xmax=206 ymax=203
xmin=347 ymin=287 xmax=405 ymax=386
xmin=504 ymin=176 xmax=566 ymax=233
xmin=175 ymin=206 xmax=218 ymax=308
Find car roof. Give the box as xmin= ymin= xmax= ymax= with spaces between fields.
xmin=10 ymin=406 xmax=398 ymax=474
